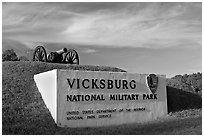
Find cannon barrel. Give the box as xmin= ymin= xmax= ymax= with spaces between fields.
xmin=56 ymin=48 xmax=67 ymax=55
xmin=47 ymin=48 xmax=67 ymax=63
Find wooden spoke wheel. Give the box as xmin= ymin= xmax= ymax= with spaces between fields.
xmin=33 ymin=46 xmax=47 ymax=62
xmin=64 ymin=49 xmax=79 ymax=65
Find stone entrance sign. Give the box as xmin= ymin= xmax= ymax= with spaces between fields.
xmin=34 ymin=69 xmax=167 ymax=127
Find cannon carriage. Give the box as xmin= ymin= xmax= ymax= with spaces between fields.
xmin=33 ymin=45 xmax=79 ymax=65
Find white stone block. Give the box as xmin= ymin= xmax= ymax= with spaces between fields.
xmin=34 ymin=70 xmax=57 ymax=123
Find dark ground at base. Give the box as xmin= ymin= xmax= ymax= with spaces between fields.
xmin=2 ymin=61 xmax=202 ymax=135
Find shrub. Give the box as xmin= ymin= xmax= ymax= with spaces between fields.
xmin=19 ymin=56 xmax=29 ymax=61
xmin=2 ymin=49 xmax=18 ymax=61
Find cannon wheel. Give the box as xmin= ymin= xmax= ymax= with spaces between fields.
xmin=64 ymin=49 xmax=79 ymax=65
xmin=33 ymin=46 xmax=47 ymax=62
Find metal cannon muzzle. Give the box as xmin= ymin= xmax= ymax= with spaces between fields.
xmin=56 ymin=48 xmax=67 ymax=55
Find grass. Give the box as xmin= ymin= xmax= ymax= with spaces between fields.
xmin=2 ymin=61 xmax=202 ymax=135
xmin=55 ymin=113 xmax=201 ymax=135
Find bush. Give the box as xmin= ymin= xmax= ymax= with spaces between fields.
xmin=2 ymin=49 xmax=18 ymax=61
xmin=19 ymin=56 xmax=29 ymax=61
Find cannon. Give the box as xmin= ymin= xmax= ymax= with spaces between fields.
xmin=33 ymin=45 xmax=79 ymax=65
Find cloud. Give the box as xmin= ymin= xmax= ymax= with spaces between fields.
xmin=82 ymin=48 xmax=97 ymax=53
xmin=61 ymin=3 xmax=201 ymax=48
xmin=3 ymin=2 xmax=202 ymax=49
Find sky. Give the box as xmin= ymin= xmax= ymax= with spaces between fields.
xmin=2 ymin=2 xmax=202 ymax=77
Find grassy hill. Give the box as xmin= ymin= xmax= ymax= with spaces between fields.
xmin=2 ymin=61 xmax=202 ymax=135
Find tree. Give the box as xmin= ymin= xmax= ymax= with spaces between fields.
xmin=19 ymin=56 xmax=29 ymax=61
xmin=2 ymin=49 xmax=18 ymax=61
xmin=167 ymin=72 xmax=202 ymax=94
